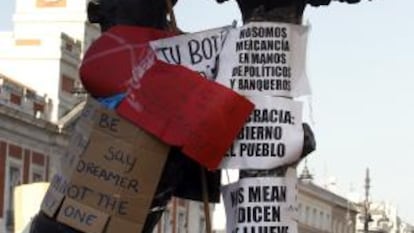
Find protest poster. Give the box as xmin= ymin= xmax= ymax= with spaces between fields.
xmin=41 ymin=98 xmax=169 ymax=233
xmin=220 ymin=96 xmax=304 ymax=169
xmin=150 ymin=26 xmax=232 ymax=79
xmin=222 ymin=176 xmax=298 ymax=233
xmin=215 ymin=22 xmax=310 ymax=97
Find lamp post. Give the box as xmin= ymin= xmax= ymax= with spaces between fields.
xmin=364 ymin=168 xmax=372 ymax=233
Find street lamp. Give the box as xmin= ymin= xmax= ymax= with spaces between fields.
xmin=364 ymin=168 xmax=371 ymax=233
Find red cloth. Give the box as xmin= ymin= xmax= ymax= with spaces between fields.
xmin=80 ymin=25 xmax=176 ymax=97
xmin=116 ymin=59 xmax=254 ymax=169
xmin=80 ymin=25 xmax=254 ymax=169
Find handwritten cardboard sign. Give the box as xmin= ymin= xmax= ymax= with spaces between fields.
xmin=220 ymin=96 xmax=304 ymax=169
xmin=221 ymin=175 xmax=298 ymax=233
xmin=215 ymin=22 xmax=310 ymax=97
xmin=150 ymin=26 xmax=232 ymax=79
xmin=41 ymin=98 xmax=169 ymax=233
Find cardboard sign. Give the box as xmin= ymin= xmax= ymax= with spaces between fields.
xmin=215 ymin=22 xmax=310 ymax=97
xmin=220 ymin=96 xmax=304 ymax=169
xmin=150 ymin=26 xmax=232 ymax=79
xmin=41 ymin=98 xmax=169 ymax=233
xmin=221 ymin=176 xmax=298 ymax=233
xmin=41 ymin=182 xmax=65 ymax=217
xmin=57 ymin=198 xmax=109 ymax=233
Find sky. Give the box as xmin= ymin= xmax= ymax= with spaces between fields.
xmin=1 ymin=0 xmax=414 ymax=224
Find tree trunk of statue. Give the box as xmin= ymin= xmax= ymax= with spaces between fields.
xmin=238 ymin=0 xmax=308 ymax=179
xmin=239 ymin=2 xmax=304 ymax=24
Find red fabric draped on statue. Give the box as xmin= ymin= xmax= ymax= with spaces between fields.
xmin=80 ymin=26 xmax=254 ymax=170
xmin=80 ymin=25 xmax=176 ymax=97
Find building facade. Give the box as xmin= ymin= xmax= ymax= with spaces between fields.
xmin=0 ymin=73 xmax=70 ymax=233
xmin=355 ymin=201 xmax=414 ymax=233
xmin=0 ymin=0 xmax=99 ymax=122
xmin=297 ymin=180 xmax=358 ymax=233
xmin=0 ymin=1 xmax=97 ymax=232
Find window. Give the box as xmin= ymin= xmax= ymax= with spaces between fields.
xmin=61 ymin=75 xmax=75 ymax=94
xmin=15 ymin=39 xmax=41 ymax=46
xmin=31 ymin=163 xmax=45 ymax=183
xmin=8 ymin=165 xmax=21 ymax=207
xmin=298 ymin=203 xmax=302 ymax=221
xmin=312 ymin=208 xmax=317 ymax=227
xmin=33 ymin=102 xmax=44 ymax=114
xmin=36 ymin=0 xmax=66 ymax=8
xmin=319 ymin=211 xmax=324 ymax=229
xmin=163 ymin=210 xmax=171 ymax=233
xmin=6 ymin=163 xmax=22 ymax=231
xmin=25 ymin=90 xmax=36 ymax=99
xmin=10 ymin=93 xmax=21 ymax=105
xmin=198 ymin=217 xmax=205 ymax=233
xmin=326 ymin=214 xmax=331 ymax=231
xmin=32 ymin=173 xmax=43 ymax=182
xmin=65 ymin=42 xmax=73 ymax=52
xmin=177 ymin=212 xmax=186 ymax=233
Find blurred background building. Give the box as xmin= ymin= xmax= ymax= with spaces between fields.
xmin=297 ymin=164 xmax=358 ymax=233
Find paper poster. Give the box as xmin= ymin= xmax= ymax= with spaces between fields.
xmin=222 ymin=176 xmax=298 ymax=233
xmin=215 ymin=22 xmax=310 ymax=97
xmin=220 ymin=96 xmax=304 ymax=169
xmin=150 ymin=26 xmax=232 ymax=80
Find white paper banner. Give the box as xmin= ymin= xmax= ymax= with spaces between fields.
xmin=215 ymin=22 xmax=310 ymax=97
xmin=220 ymin=96 xmax=304 ymax=169
xmin=222 ymin=176 xmax=298 ymax=233
xmin=150 ymin=26 xmax=232 ymax=80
